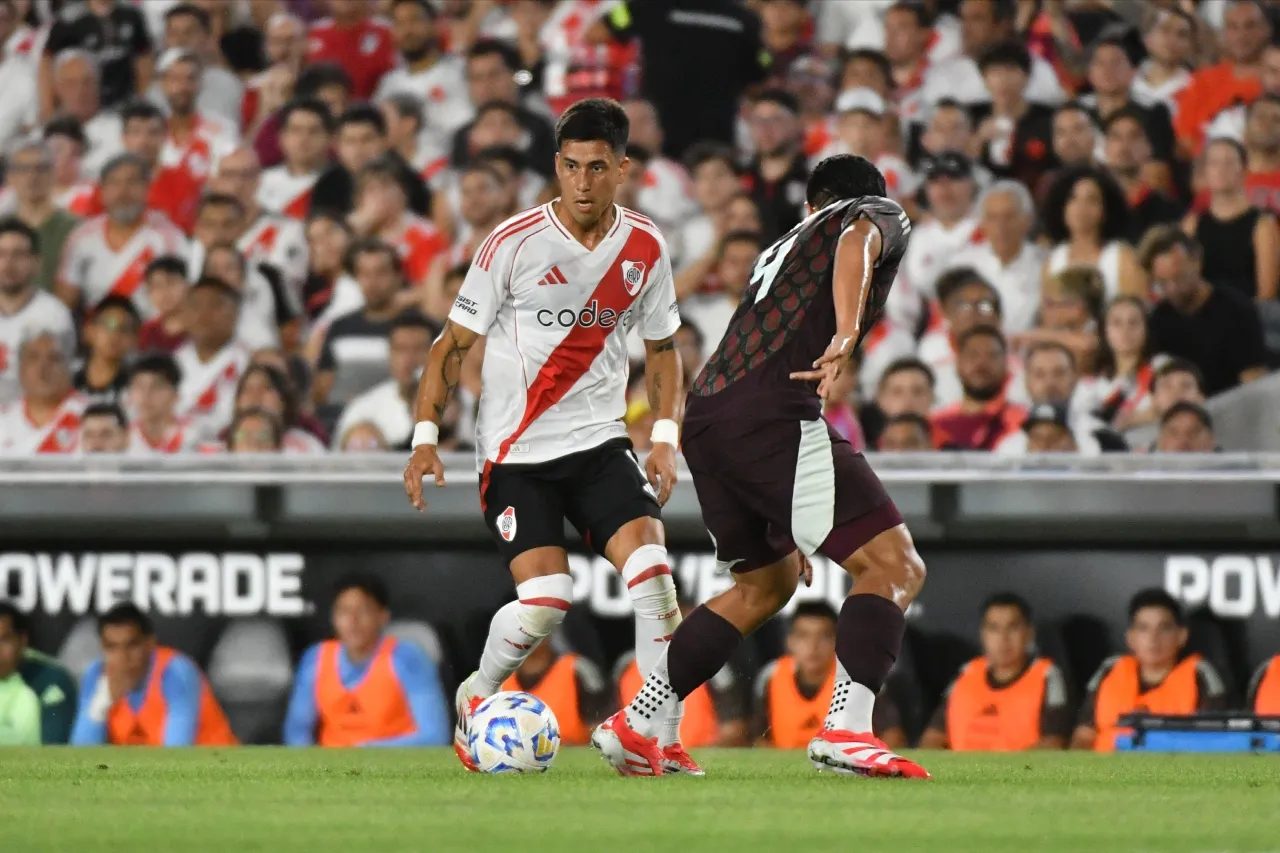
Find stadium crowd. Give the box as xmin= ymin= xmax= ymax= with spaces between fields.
xmin=0 ymin=0 xmax=1277 ymax=456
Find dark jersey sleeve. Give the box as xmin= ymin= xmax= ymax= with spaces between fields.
xmin=840 ymin=197 xmax=911 ymax=269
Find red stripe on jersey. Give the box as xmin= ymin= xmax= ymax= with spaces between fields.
xmin=626 ymin=564 xmax=672 ymax=589
xmin=520 ymin=597 xmax=571 ymax=611
xmin=110 ymin=248 xmax=156 ymax=299
xmin=479 ymin=459 xmax=493 ymax=513
xmin=283 ymin=190 xmax=312 ymax=220
xmin=478 ymin=209 xmax=545 ymax=271
xmin=246 ymin=223 xmax=279 ymax=254
xmin=493 ymin=227 xmax=661 ymax=463
xmin=551 ymin=265 xmax=567 ymax=284
xmin=623 ymin=211 xmax=656 ymax=230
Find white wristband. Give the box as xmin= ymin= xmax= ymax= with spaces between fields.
xmin=411 ymin=422 xmax=440 ymax=448
xmin=650 ymin=418 xmax=679 ymax=447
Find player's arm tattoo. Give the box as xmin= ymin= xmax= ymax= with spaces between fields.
xmin=435 ymin=327 xmax=473 ymax=419
xmin=644 ymin=335 xmax=682 ymax=421
xmin=415 ymin=320 xmax=478 ymax=424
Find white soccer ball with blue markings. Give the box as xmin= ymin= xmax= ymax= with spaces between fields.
xmin=467 ymin=691 xmax=561 ymax=773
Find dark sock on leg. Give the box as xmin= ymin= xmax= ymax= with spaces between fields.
xmin=836 ymin=593 xmax=905 ymax=693
xmin=667 ymin=605 xmax=743 ymax=699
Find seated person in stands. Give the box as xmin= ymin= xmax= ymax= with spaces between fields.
xmin=921 ymin=593 xmax=1073 ymax=750
xmin=930 ymin=326 xmax=1027 ymax=451
xmin=877 ymin=412 xmax=934 ymax=451
xmin=0 ymin=601 xmax=77 ymax=745
xmin=79 ymin=403 xmax=129 ymax=453
xmin=139 ymin=256 xmax=190 ymax=353
xmin=752 ymin=602 xmax=907 ymax=749
xmin=284 ymin=574 xmax=449 ymax=747
xmin=1247 ymin=654 xmax=1280 ymax=714
xmin=1153 ymin=401 xmax=1218 ymax=453
xmin=1019 ymin=404 xmax=1078 ymax=453
xmin=1148 ymin=358 xmax=1206 ymax=422
xmin=502 ymin=638 xmax=614 ymax=747
xmin=1019 ymin=266 xmax=1103 ymax=376
xmin=1071 ymin=589 xmax=1227 ymax=752
xmin=860 ymin=357 xmax=935 ymax=447
xmin=616 ymin=603 xmax=751 ymax=748
xmin=225 ymin=408 xmax=286 ymax=454
xmin=70 ymin=604 xmax=237 ymax=746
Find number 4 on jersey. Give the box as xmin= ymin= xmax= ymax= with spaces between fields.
xmin=749 ymin=232 xmax=799 ymax=305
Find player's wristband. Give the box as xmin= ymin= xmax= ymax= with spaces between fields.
xmin=411 ymin=422 xmax=440 ymax=448
xmin=650 ymin=419 xmax=679 ymax=447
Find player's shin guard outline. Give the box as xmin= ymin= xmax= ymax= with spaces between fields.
xmin=622 ymin=544 xmax=685 ymax=745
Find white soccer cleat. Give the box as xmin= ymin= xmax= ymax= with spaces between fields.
xmin=453 ymin=673 xmax=484 ymax=772
xmin=590 ymin=711 xmax=664 ymax=776
xmin=807 ymin=729 xmax=931 ymax=779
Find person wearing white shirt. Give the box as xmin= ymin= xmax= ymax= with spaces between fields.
xmin=332 ymin=312 xmax=434 ymax=450
xmin=947 ymin=179 xmax=1044 ymax=335
xmin=1131 ymin=8 xmax=1196 ymax=113
xmin=147 ymin=3 xmax=243 ymax=127
xmin=0 ymin=0 xmax=35 ymax=150
xmin=674 ymin=142 xmax=741 ymax=273
xmin=995 ymin=344 xmax=1112 ymax=456
xmin=623 ymin=99 xmax=697 ymax=236
xmin=44 ymin=49 xmax=123 ymax=182
xmin=0 ymin=217 xmax=76 ymax=404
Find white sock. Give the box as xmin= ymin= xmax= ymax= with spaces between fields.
xmin=472 ymin=574 xmax=573 ymax=698
xmin=623 ymin=646 xmax=678 ymax=739
xmin=622 ymin=544 xmax=684 ymax=747
xmin=824 ymin=659 xmax=876 ymax=735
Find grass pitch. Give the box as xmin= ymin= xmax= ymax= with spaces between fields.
xmin=1 ymin=748 xmax=1278 ymax=853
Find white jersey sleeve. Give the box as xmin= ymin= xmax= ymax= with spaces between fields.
xmin=634 ymin=233 xmax=680 ymax=341
xmin=448 ymin=262 xmax=502 ymax=335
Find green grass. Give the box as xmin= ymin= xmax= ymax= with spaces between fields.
xmin=1 ymin=748 xmax=1278 ymax=852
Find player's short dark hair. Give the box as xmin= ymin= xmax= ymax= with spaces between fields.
xmin=128 ymin=352 xmax=182 ymax=388
xmin=0 ymin=600 xmax=29 ymax=636
xmin=1042 ymin=166 xmax=1128 ymax=245
xmin=228 ymin=406 xmax=285 ymax=449
xmin=753 ymin=87 xmax=800 ymax=116
xmin=190 ymin=275 xmax=243 ymax=304
xmin=390 ymin=309 xmax=437 ymax=339
xmin=720 ymin=229 xmax=763 ymax=255
xmin=1137 ymin=225 xmax=1202 ymax=273
xmin=467 ymin=38 xmax=520 ymax=72
xmin=1153 ymin=356 xmax=1205 ymax=394
xmin=333 ymin=573 xmax=391 ymax=609
xmin=120 ymin=98 xmax=165 ymax=127
xmin=92 ymin=294 xmax=142 ymax=326
xmin=42 ymin=115 xmax=88 ymax=149
xmin=0 ymin=216 xmax=39 ymax=254
xmin=791 ymin=600 xmax=838 ymax=629
xmin=886 ymin=1 xmax=931 ymax=28
xmin=880 ymin=357 xmax=936 ymax=390
xmin=100 ymin=151 xmax=152 ymax=184
xmin=955 ymin=323 xmax=1007 ymax=354
xmin=345 ymin=237 xmax=403 ymax=277
xmin=841 ymin=49 xmax=893 ymax=89
xmin=1127 ymin=588 xmax=1185 ymax=626
xmin=1161 ymin=400 xmax=1214 ymax=431
xmin=166 ymin=2 xmax=211 ymax=31
xmin=280 ymin=97 xmax=336 ymax=133
xmin=391 ymin=0 xmax=437 ymax=19
xmin=381 ymin=91 xmax=424 ymax=130
xmin=807 ymin=154 xmax=887 ymax=209
xmin=98 ymin=602 xmax=154 ymax=637
xmin=296 ymin=62 xmax=353 ymax=99
xmin=982 ymin=592 xmax=1033 ymax=622
xmin=338 ymin=104 xmax=387 ymax=137
xmin=197 ymin=192 xmax=246 ymax=218
xmin=1024 ymin=340 xmax=1076 ymax=372
xmin=977 ymin=40 xmax=1032 ymax=75
xmin=555 ymin=97 xmax=630 ymax=156
xmin=145 ymin=254 xmax=189 ymax=280
xmin=83 ymin=401 xmax=127 ymax=429
xmin=474 ymin=145 xmax=526 ymax=174
xmin=683 ymin=141 xmax=737 ymax=175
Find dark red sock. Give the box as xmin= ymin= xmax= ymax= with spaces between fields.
xmin=667 ymin=605 xmax=743 ymax=700
xmin=836 ymin=593 xmax=905 ymax=694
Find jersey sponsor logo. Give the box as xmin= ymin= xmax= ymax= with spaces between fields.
xmin=538 ymin=265 xmax=569 ymax=287
xmin=453 ymin=295 xmax=479 ymax=316
xmin=620 ymin=260 xmax=647 ymax=295
xmin=535 ymin=299 xmax=632 ymax=329
xmin=498 ymin=506 xmax=518 ymax=542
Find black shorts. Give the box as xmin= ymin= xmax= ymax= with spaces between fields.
xmin=479 ymin=437 xmax=661 ymax=564
xmin=682 ymin=417 xmax=903 ymax=574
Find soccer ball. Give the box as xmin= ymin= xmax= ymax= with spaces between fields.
xmin=467 ymin=691 xmax=561 ymax=773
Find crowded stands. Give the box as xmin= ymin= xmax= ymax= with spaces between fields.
xmin=0 ymin=0 xmax=1276 ymax=457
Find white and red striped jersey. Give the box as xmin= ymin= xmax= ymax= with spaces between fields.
xmin=450 ymin=203 xmax=679 ymax=471
xmin=258 ymin=166 xmax=320 ymax=220
xmin=174 ymin=340 xmax=251 ymax=443
xmin=162 ymin=113 xmax=239 ymax=183
xmin=60 ymin=213 xmax=187 ymax=313
xmin=128 ymin=419 xmax=194 ymax=454
xmin=239 ymin=213 xmax=309 ymax=295
xmin=58 ymin=182 xmax=99 ymax=216
xmin=374 ymin=55 xmax=474 ymax=163
xmin=0 ymin=393 xmax=87 ymax=455
xmin=0 ymin=290 xmax=76 ymax=404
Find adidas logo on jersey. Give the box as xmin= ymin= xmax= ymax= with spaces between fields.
xmin=538 ymin=266 xmax=569 ymax=286
xmin=536 ymin=300 xmax=633 ymax=329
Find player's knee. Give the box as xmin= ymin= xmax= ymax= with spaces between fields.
xmin=738 ymin=564 xmax=798 ymax=617
xmin=621 ymin=543 xmax=678 ymax=620
xmin=515 ymin=573 xmax=574 ymax=637
xmin=898 ymin=547 xmax=927 ymax=599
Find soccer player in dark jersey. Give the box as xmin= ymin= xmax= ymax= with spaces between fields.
xmin=593 ymin=154 xmax=931 ymax=779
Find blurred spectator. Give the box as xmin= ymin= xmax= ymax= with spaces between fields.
xmin=1204 ymin=45 xmax=1280 ymax=146
xmin=1080 ymin=32 xmax=1175 ymax=171
xmin=877 ymin=412 xmax=934 ymax=451
xmin=374 ymin=0 xmax=472 ymax=168
xmin=225 ymin=406 xmax=284 ymax=453
xmin=1154 ymin=401 xmax=1217 ymax=453
xmin=0 ymin=331 xmax=85 ymax=455
xmin=1042 ymin=166 xmax=1144 ymax=301
xmin=918 ymin=267 xmax=1019 ymax=408
xmin=233 ymin=363 xmax=326 ymax=454
xmin=745 ymin=89 xmax=809 ymax=241
xmin=0 ymin=0 xmax=33 ymax=150
xmin=138 ymin=255 xmax=190 ymax=353
xmin=1247 ymin=653 xmax=1280 ymax=714
xmin=624 ymin=99 xmax=697 ymax=234
xmin=1071 ymin=589 xmax=1226 ymax=752
xmin=1140 ymin=227 xmax=1267 ymax=396
xmin=1241 ymin=94 xmax=1280 ymax=217
xmin=421 ymin=164 xmax=506 ymax=317
xmin=1132 ymin=7 xmax=1194 ymax=111
xmin=814 ymin=88 xmax=918 ymax=213
xmin=338 ymin=421 xmax=388 ymax=452
xmin=915 ymin=98 xmax=990 ymax=184
xmin=333 ymin=312 xmax=434 ymax=451
xmin=79 ymin=401 xmax=128 ymax=453
xmin=42 ymin=117 xmax=99 ymax=217
xmin=1018 ymin=403 xmax=1078 ymax=453
xmin=71 ymin=603 xmax=236 ymax=746
xmin=861 ymin=357 xmax=935 ymax=447
xmin=881 ymin=1 xmax=939 ymax=126
xmin=125 ymin=352 xmax=192 ymax=454
xmin=302 ymin=211 xmax=356 ymax=324
xmin=149 ymin=3 xmax=243 ymax=125
xmin=40 ymin=0 xmax=154 ymax=120
xmin=450 ymin=40 xmax=556 ymax=176
xmin=1183 ymin=138 xmax=1279 ymax=302
xmin=997 ymin=342 xmax=1111 ymax=456
xmin=1147 ymin=357 xmax=1208 ymax=424
xmin=47 ymin=49 xmax=123 ymax=182
xmin=6 ymin=140 xmax=82 ymax=293
xmin=0 ymin=601 xmax=76 ymax=745
xmin=673 ymin=320 xmax=703 ymax=386
xmin=971 ymin=41 xmax=1056 ymax=190
xmin=1081 ymin=296 xmax=1156 ymax=431
xmin=56 ymin=153 xmax=187 ymax=314
xmin=678 ymin=230 xmax=761 ymax=350
xmin=789 ymin=53 xmax=837 ymax=159
xmin=921 ymin=593 xmax=1072 ymax=750
xmin=948 ymin=180 xmax=1043 ymax=334
xmin=74 ymin=294 xmax=139 ymax=405
xmin=596 ymin=0 xmax=769 ymax=159
xmin=674 ymin=143 xmax=741 ymax=273
xmin=1025 ymin=266 xmax=1103 ymax=377
xmin=931 ymin=325 xmax=1026 ymax=450
xmin=1102 ymin=109 xmax=1183 ymax=245
xmin=305 ymin=0 xmax=395 ymax=101
xmin=312 ymin=104 xmax=430 ymax=219
xmin=174 ymin=277 xmax=249 ymax=443
xmin=758 ymin=0 xmax=811 ymax=81
xmin=284 ymin=574 xmax=450 ymax=747
xmin=349 ymin=157 xmax=446 ymax=288
xmin=259 ymin=98 xmax=334 ymax=220
xmin=379 ymin=91 xmax=437 ymax=187
xmin=200 ymin=239 xmax=294 ymax=352
xmin=1173 ymin=0 xmax=1269 ymax=156
xmin=1044 ymin=102 xmax=1099 ymax=193
xmin=242 ymin=12 xmax=307 ymax=138
xmin=504 ymin=637 xmax=613 ymax=747
xmin=0 ymin=217 xmax=75 ymax=404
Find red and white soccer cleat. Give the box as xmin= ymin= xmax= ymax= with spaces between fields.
xmin=807 ymin=729 xmax=931 ymax=779
xmin=453 ymin=674 xmax=484 ymax=773
xmin=590 ymin=711 xmax=665 ymax=777
xmin=660 ymin=743 xmax=705 ymax=777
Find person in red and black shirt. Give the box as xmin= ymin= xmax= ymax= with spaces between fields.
xmin=744 ymin=89 xmax=809 ymax=242
xmin=306 ymin=0 xmax=396 ymax=100
xmin=1102 ymin=109 xmax=1183 ymax=246
xmin=971 ymin=41 xmax=1056 ymax=192
xmin=931 ymin=325 xmax=1027 ymax=451
xmin=40 ymin=0 xmax=153 ymax=120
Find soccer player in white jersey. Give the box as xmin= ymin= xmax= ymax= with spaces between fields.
xmin=0 ymin=219 xmax=75 ymax=405
xmin=403 ymin=98 xmax=699 ymax=775
xmin=258 ymin=99 xmax=334 ymax=220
